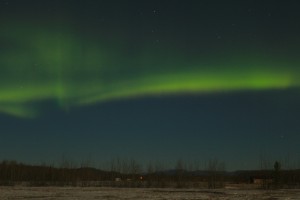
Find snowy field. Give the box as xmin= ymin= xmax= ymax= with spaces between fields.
xmin=0 ymin=187 xmax=300 ymax=200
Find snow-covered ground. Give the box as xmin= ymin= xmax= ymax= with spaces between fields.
xmin=0 ymin=187 xmax=300 ymax=200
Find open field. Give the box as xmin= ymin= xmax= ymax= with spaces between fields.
xmin=0 ymin=187 xmax=300 ymax=200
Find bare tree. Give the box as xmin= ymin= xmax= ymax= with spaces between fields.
xmin=146 ymin=161 xmax=154 ymax=187
xmin=206 ymin=159 xmax=225 ymax=189
xmin=154 ymin=161 xmax=166 ymax=188
xmin=273 ymin=161 xmax=281 ymax=189
xmin=175 ymin=159 xmax=185 ymax=188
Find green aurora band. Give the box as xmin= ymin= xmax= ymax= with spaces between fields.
xmin=0 ymin=22 xmax=299 ymax=118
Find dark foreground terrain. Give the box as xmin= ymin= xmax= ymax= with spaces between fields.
xmin=0 ymin=187 xmax=300 ymax=200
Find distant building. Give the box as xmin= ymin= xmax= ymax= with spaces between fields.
xmin=252 ymin=177 xmax=273 ymax=185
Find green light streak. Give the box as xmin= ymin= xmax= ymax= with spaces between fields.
xmin=0 ymin=22 xmax=299 ymax=117
xmin=75 ymin=69 xmax=294 ymax=105
xmin=0 ymin=104 xmax=37 ymax=118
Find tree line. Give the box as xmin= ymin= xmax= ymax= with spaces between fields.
xmin=0 ymin=159 xmax=299 ymax=189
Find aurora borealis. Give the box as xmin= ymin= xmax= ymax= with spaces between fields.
xmin=1 ymin=22 xmax=297 ymax=118
xmin=1 ymin=0 xmax=300 ymax=170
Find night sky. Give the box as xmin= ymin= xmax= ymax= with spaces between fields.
xmin=0 ymin=0 xmax=300 ymax=171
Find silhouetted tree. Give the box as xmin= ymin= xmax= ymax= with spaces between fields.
xmin=273 ymin=161 xmax=281 ymax=189
xmin=206 ymin=159 xmax=225 ymax=189
xmin=146 ymin=162 xmax=154 ymax=187
xmin=175 ymin=159 xmax=185 ymax=188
